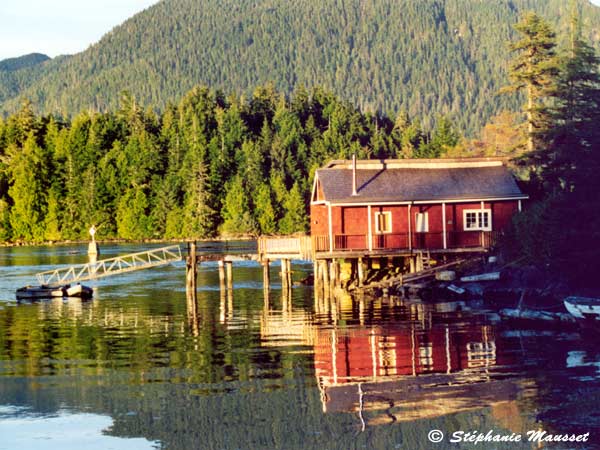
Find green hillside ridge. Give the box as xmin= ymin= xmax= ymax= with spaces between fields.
xmin=0 ymin=53 xmax=50 ymax=72
xmin=1 ymin=0 xmax=599 ymax=134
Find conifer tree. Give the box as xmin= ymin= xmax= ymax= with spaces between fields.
xmin=221 ymin=175 xmax=256 ymax=236
xmin=8 ymin=134 xmax=49 ymax=242
xmin=505 ymin=12 xmax=558 ymax=154
xmin=254 ymin=183 xmax=276 ymax=235
xmin=545 ymin=16 xmax=600 ymax=195
xmin=279 ymin=182 xmax=308 ymax=234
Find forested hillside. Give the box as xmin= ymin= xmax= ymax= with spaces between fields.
xmin=0 ymin=85 xmax=464 ymax=242
xmin=1 ymin=0 xmax=599 ymax=134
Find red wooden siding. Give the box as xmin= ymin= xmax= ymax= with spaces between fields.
xmin=311 ymin=200 xmax=520 ymax=251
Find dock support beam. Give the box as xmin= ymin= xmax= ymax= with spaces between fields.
xmin=218 ymin=260 xmax=226 ymax=288
xmin=186 ymin=242 xmax=198 ymax=295
xmin=262 ymin=260 xmax=270 ymax=291
xmin=357 ymin=257 xmax=365 ymax=287
xmin=323 ymin=260 xmax=331 ymax=301
xmin=281 ymin=259 xmax=292 ymax=291
xmin=225 ymin=261 xmax=233 ymax=290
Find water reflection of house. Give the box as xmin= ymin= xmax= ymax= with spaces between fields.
xmin=315 ymin=324 xmax=500 ymax=385
xmin=314 ymin=323 xmax=524 ymax=427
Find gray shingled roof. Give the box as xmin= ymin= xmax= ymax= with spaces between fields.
xmin=316 ymin=166 xmax=526 ymax=203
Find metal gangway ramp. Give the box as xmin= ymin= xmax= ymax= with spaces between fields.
xmin=36 ymin=245 xmax=183 ymax=285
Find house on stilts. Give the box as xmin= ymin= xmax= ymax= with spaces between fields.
xmin=309 ymin=157 xmax=528 ymax=283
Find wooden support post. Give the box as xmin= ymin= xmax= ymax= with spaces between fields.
xmin=314 ymin=261 xmax=320 ymax=293
xmin=186 ymin=241 xmax=198 ymax=295
xmin=262 ymin=259 xmax=270 ymax=291
xmin=281 ymin=259 xmax=288 ymax=290
xmin=218 ymin=260 xmax=226 ymax=287
xmin=225 ymin=261 xmax=233 ymax=290
xmin=357 ymin=257 xmax=365 ymax=287
xmin=323 ymin=259 xmax=331 ymax=302
xmin=409 ymin=256 xmax=416 ymax=274
xmin=332 ymin=259 xmax=339 ymax=288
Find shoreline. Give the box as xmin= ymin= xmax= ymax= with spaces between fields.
xmin=0 ymin=236 xmax=259 ymax=248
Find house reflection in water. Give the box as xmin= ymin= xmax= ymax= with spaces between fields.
xmin=313 ymin=319 xmax=529 ymax=429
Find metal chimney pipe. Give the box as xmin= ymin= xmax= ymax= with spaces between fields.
xmin=352 ymin=154 xmax=357 ymax=196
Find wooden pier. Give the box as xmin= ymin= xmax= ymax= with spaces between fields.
xmin=36 ymin=245 xmax=183 ymax=285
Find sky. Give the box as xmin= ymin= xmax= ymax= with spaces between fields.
xmin=1 ymin=0 xmax=600 ymax=61
xmin=0 ymin=0 xmax=160 ymax=60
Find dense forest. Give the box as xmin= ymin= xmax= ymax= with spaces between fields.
xmin=0 ymin=85 xmax=466 ymax=243
xmin=1 ymin=0 xmax=600 ymax=134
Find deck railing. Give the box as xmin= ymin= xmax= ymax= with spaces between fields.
xmin=372 ymin=233 xmax=410 ymax=250
xmin=312 ymin=231 xmax=498 ymax=253
xmin=257 ymin=235 xmax=312 ymax=260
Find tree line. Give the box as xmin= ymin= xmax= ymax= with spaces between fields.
xmin=0 ymin=85 xmax=460 ymax=243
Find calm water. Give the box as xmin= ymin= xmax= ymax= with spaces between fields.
xmin=0 ymin=243 xmax=599 ymax=449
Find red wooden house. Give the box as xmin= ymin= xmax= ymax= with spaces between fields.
xmin=310 ymin=158 xmax=527 ymax=257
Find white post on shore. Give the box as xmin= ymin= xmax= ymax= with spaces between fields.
xmin=88 ymin=224 xmax=99 ymax=268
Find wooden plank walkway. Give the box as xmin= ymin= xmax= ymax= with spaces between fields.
xmin=36 ymin=245 xmax=183 ymax=285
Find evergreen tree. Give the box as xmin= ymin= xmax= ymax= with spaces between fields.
xmin=220 ymin=175 xmax=256 ymax=236
xmin=0 ymin=199 xmax=11 ymax=241
xmin=545 ymin=16 xmax=600 ymax=195
xmin=279 ymin=182 xmax=308 ymax=234
xmin=254 ymin=183 xmax=277 ymax=235
xmin=504 ymin=12 xmax=558 ymax=154
xmin=7 ymin=134 xmax=49 ymax=242
xmin=116 ymin=188 xmax=150 ymax=240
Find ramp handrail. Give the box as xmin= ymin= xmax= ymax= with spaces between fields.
xmin=36 ymin=245 xmax=182 ymax=285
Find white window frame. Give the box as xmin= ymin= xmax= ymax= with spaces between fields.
xmin=415 ymin=212 xmax=429 ymax=233
xmin=375 ymin=211 xmax=392 ymax=234
xmin=463 ymin=209 xmax=492 ymax=231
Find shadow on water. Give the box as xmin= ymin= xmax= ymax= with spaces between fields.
xmin=0 ymin=243 xmax=599 ymax=449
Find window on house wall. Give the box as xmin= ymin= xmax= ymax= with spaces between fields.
xmin=463 ymin=209 xmax=492 ymax=231
xmin=375 ymin=211 xmax=392 ymax=234
xmin=415 ymin=212 xmax=429 ymax=233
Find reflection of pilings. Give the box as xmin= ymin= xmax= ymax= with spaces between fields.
xmin=263 ymin=285 xmax=270 ymax=312
xmin=227 ymin=285 xmax=233 ymax=321
xmin=219 ymin=285 xmax=226 ymax=323
xmin=186 ymin=286 xmax=200 ymax=337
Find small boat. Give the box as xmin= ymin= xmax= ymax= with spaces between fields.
xmin=16 ymin=284 xmax=93 ymax=301
xmin=460 ymin=272 xmax=501 ymax=282
xmin=564 ymin=296 xmax=600 ymax=327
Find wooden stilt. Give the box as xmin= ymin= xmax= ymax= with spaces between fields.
xmin=225 ymin=261 xmax=233 ymax=290
xmin=218 ymin=260 xmax=225 ymax=286
xmin=323 ymin=259 xmax=331 ymax=301
xmin=262 ymin=260 xmax=270 ymax=291
xmin=186 ymin=242 xmax=198 ymax=295
xmin=281 ymin=259 xmax=288 ymax=290
xmin=332 ymin=259 xmax=340 ymax=287
xmin=357 ymin=257 xmax=365 ymax=287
